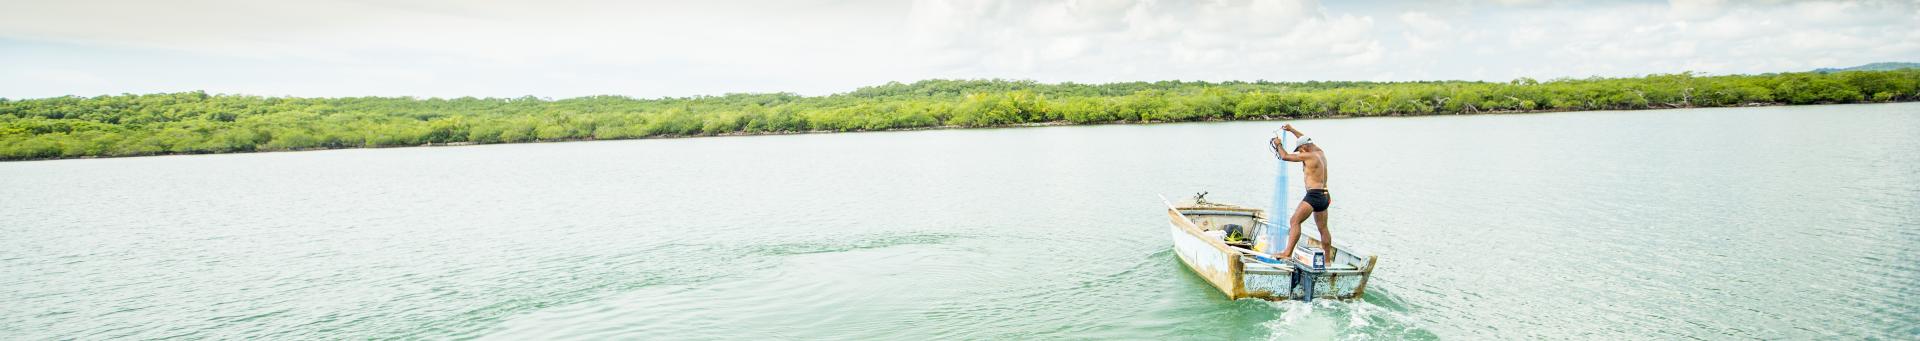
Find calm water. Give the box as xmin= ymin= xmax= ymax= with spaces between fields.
xmin=3 ymin=103 xmax=1917 ymax=339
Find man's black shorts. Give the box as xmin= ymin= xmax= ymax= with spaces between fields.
xmin=1303 ymin=189 xmax=1331 ymax=212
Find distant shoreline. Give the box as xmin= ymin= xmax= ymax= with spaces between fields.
xmin=4 ymin=70 xmax=1917 ymax=161
xmin=6 ymin=101 xmax=1906 ymax=162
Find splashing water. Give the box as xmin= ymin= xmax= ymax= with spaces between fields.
xmin=1263 ymin=297 xmax=1435 ymax=340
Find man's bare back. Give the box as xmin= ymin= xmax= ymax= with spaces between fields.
xmin=1268 ymin=124 xmax=1334 ymax=263
xmin=1269 ymin=124 xmax=1328 ymax=189
xmin=1285 ymin=146 xmax=1328 ymax=189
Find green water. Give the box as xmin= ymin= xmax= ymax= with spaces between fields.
xmin=2 ymin=103 xmax=1917 ymax=339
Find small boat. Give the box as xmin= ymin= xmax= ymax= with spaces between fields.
xmin=1164 ymin=193 xmax=1378 ymax=301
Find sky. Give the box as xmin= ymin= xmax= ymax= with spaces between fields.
xmin=0 ymin=0 xmax=1916 ymax=99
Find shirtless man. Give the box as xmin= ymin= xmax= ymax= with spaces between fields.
xmin=1269 ymin=124 xmax=1332 ymax=263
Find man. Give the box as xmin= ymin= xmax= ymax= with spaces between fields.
xmin=1269 ymin=123 xmax=1332 ymax=264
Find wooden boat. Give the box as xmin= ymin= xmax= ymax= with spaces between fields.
xmin=1164 ymin=194 xmax=1378 ymax=301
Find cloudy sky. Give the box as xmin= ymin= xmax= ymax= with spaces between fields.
xmin=1 ymin=0 xmax=1915 ymax=99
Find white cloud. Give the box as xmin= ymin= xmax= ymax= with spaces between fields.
xmin=1379 ymin=0 xmax=1920 ymax=80
xmin=1668 ymin=0 xmax=1729 ymax=20
xmin=11 ymin=68 xmax=108 ymax=87
xmin=1399 ymin=11 xmax=1455 ymax=52
xmin=0 ymin=0 xmax=1915 ymax=98
xmin=906 ymin=0 xmax=1386 ymax=82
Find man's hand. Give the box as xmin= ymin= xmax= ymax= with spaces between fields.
xmin=1282 ymin=123 xmax=1297 ymax=133
xmin=1272 ymin=135 xmax=1306 ymax=161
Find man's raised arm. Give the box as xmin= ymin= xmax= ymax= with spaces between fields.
xmin=1272 ymin=123 xmax=1309 ymax=161
xmin=1271 ymin=137 xmax=1305 ymax=161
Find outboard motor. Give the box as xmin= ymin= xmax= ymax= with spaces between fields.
xmin=1288 ymin=257 xmax=1324 ymax=302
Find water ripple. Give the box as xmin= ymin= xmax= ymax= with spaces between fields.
xmin=2 ymin=104 xmax=1917 ymax=339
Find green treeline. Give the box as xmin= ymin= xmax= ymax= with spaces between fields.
xmin=3 ymin=70 xmax=1918 ymax=160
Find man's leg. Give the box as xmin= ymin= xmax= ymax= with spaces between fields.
xmin=1313 ymin=210 xmax=1332 ymax=262
xmin=1278 ymin=202 xmax=1314 ymax=259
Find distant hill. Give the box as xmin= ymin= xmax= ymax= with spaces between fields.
xmin=1815 ymin=62 xmax=1920 ymax=73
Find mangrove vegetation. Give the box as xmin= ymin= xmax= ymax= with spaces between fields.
xmin=3 ymin=69 xmax=1918 ymax=160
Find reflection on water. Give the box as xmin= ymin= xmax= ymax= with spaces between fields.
xmin=2 ymin=103 xmax=1916 ymax=339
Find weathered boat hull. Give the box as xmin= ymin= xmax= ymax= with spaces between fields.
xmin=1168 ymin=219 xmax=1243 ymax=296
xmin=1166 ymin=201 xmax=1377 ymax=301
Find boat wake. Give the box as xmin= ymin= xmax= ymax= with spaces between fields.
xmin=1260 ymin=295 xmax=1434 ymax=340
xmin=745 ymin=232 xmax=968 ymax=256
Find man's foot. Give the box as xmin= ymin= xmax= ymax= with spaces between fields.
xmin=1275 ymin=253 xmax=1309 ymax=264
